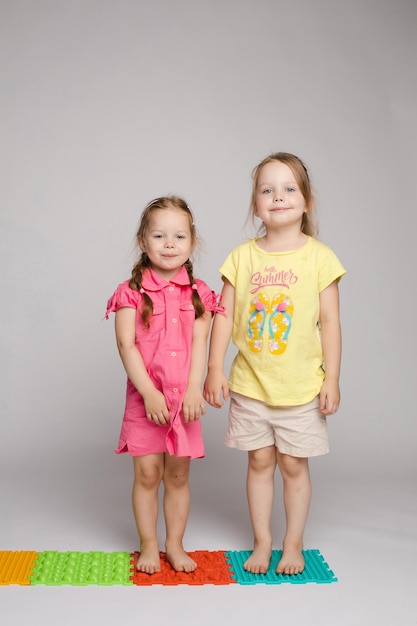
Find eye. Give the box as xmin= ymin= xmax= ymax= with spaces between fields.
xmin=261 ymin=188 xmax=273 ymax=194
xmin=286 ymin=187 xmax=296 ymax=192
xmin=176 ymin=234 xmax=187 ymax=240
xmin=153 ymin=234 xmax=164 ymax=239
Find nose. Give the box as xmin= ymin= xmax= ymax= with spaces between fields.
xmin=274 ymin=190 xmax=284 ymax=202
xmin=165 ymin=237 xmax=175 ymax=247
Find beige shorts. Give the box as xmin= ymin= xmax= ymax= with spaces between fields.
xmin=225 ymin=391 xmax=329 ymax=457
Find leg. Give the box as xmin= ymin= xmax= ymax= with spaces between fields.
xmin=276 ymin=451 xmax=311 ymax=574
xmin=163 ymin=454 xmax=197 ymax=573
xmin=244 ymin=445 xmax=277 ymax=574
xmin=132 ymin=453 xmax=164 ymax=573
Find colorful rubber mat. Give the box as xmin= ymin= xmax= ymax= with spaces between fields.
xmin=0 ymin=549 xmax=337 ymax=586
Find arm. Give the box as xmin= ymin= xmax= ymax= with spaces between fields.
xmin=203 ymin=279 xmax=235 ymax=408
xmin=115 ymin=307 xmax=169 ymax=425
xmin=319 ymin=280 xmax=342 ymax=416
xmin=182 ymin=311 xmax=212 ymax=423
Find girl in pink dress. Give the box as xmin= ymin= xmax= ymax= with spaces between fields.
xmin=106 ymin=196 xmax=220 ymax=574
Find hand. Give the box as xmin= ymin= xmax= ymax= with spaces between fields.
xmin=319 ymin=378 xmax=340 ymax=416
xmin=182 ymin=386 xmax=206 ymax=423
xmin=143 ymin=388 xmax=170 ymax=425
xmin=203 ymin=369 xmax=229 ymax=408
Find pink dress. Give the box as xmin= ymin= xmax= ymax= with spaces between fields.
xmin=106 ymin=266 xmax=220 ymax=459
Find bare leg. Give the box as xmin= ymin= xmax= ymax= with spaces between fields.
xmin=132 ymin=454 xmax=164 ymax=574
xmin=163 ymin=454 xmax=197 ymax=573
xmin=244 ymin=445 xmax=277 ymax=574
xmin=276 ymin=452 xmax=311 ymax=575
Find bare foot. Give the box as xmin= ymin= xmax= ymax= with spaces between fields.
xmin=136 ymin=544 xmax=161 ymax=574
xmin=276 ymin=545 xmax=305 ymax=575
xmin=165 ymin=545 xmax=197 ymax=573
xmin=244 ymin=541 xmax=272 ymax=574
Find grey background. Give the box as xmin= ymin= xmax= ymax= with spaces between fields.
xmin=1 ymin=1 xmax=416 ymax=624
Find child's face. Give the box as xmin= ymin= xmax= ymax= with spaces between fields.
xmin=140 ymin=208 xmax=195 ymax=280
xmin=255 ymin=160 xmax=307 ymax=231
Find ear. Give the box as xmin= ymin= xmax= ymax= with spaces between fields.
xmin=138 ymin=237 xmax=146 ymax=251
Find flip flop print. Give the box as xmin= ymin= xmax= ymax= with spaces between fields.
xmin=247 ymin=293 xmax=269 ymax=352
xmin=268 ymin=294 xmax=293 ymax=355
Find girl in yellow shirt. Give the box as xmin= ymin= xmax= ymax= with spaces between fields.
xmin=204 ymin=152 xmax=345 ymax=576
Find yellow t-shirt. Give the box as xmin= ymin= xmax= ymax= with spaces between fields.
xmin=220 ymin=237 xmax=346 ymax=406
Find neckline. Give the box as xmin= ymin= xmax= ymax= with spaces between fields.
xmin=252 ymin=236 xmax=311 ymax=255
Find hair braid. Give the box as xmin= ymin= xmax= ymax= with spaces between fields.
xmin=129 ymin=253 xmax=154 ymax=328
xmin=184 ymin=259 xmax=205 ymax=319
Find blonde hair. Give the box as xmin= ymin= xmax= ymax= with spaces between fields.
xmin=129 ymin=196 xmax=205 ymax=328
xmin=248 ymin=152 xmax=318 ymax=237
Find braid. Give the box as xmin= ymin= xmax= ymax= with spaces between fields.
xmin=184 ymin=259 xmax=205 ymax=319
xmin=129 ymin=253 xmax=154 ymax=328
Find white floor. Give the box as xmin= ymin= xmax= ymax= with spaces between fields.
xmin=1 ymin=449 xmax=416 ymax=626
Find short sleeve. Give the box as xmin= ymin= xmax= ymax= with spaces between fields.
xmin=317 ymin=245 xmax=346 ymax=292
xmin=219 ymin=247 xmax=238 ymax=287
xmin=195 ymin=279 xmax=225 ymax=316
xmin=104 ymin=281 xmax=140 ymax=319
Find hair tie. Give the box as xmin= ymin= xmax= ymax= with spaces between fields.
xmin=191 ymin=284 xmax=198 ymax=290
xmin=140 ymin=288 xmax=145 ymax=294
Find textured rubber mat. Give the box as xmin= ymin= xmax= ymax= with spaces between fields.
xmin=28 ymin=551 xmax=133 ymax=586
xmin=132 ymin=550 xmax=235 ymax=586
xmin=0 ymin=548 xmax=337 ymax=586
xmin=225 ymin=549 xmax=338 ymax=584
xmin=0 ymin=551 xmax=38 ymax=586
